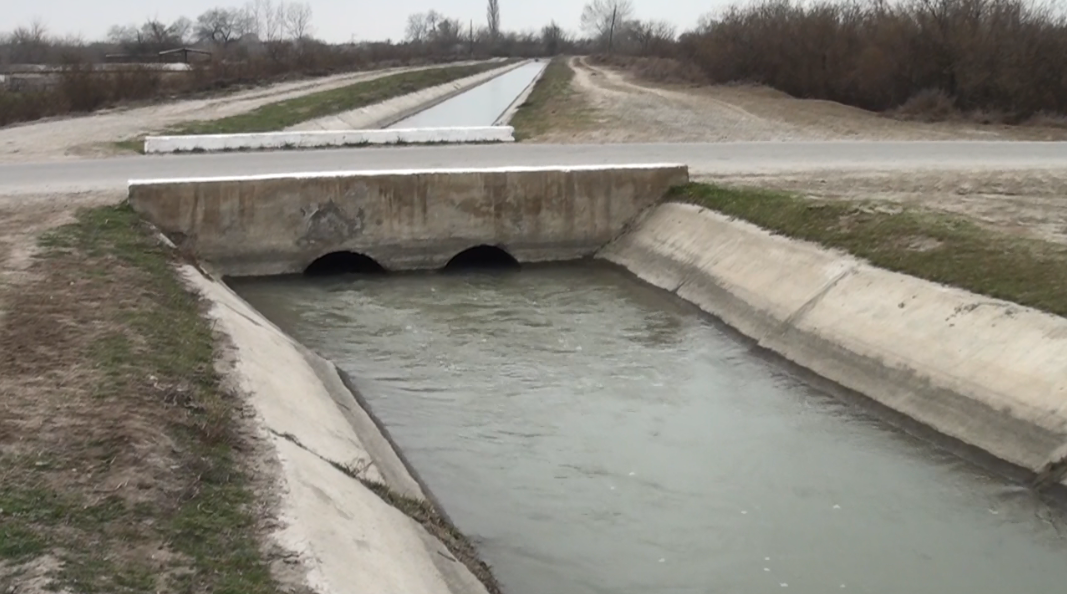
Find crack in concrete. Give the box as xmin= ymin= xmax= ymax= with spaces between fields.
xmin=268 ymin=428 xmax=376 ymax=483
xmin=1033 ymin=444 xmax=1067 ymax=491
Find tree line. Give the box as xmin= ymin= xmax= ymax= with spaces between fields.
xmin=7 ymin=0 xmax=1062 ymax=123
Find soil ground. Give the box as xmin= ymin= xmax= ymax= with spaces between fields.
xmin=517 ymin=57 xmax=1067 ymax=247
xmin=0 ymin=195 xmax=309 ymax=593
xmin=535 ymin=56 xmax=1067 ymax=144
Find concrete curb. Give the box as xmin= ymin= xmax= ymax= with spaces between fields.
xmin=142 ymin=126 xmax=515 ymax=154
xmin=599 ymin=202 xmax=1067 ymax=490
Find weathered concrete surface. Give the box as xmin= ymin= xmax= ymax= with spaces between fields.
xmin=143 ymin=126 xmax=515 ymax=154
xmin=286 ymin=59 xmax=524 ymax=132
xmin=181 ymin=264 xmax=490 ymax=594
xmin=128 ymin=164 xmax=689 ymax=276
xmin=599 ymin=202 xmax=1067 ymax=483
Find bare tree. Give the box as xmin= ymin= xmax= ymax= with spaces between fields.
xmin=580 ymin=0 xmax=633 ymax=49
xmin=406 ymin=13 xmax=429 ymax=42
xmin=541 ymin=20 xmax=567 ymax=55
xmin=695 ymin=12 xmax=717 ymax=33
xmin=433 ymin=17 xmax=463 ymax=45
xmin=425 ymin=10 xmax=444 ymax=35
xmin=195 ymin=7 xmax=252 ymax=46
xmin=109 ymin=17 xmax=191 ymax=54
xmin=487 ymin=0 xmax=501 ymax=39
xmin=10 ymin=18 xmax=50 ymax=63
xmin=406 ymin=10 xmax=448 ymax=43
xmin=283 ymin=2 xmax=313 ymax=40
xmin=170 ymin=17 xmax=193 ymax=44
xmin=626 ymin=19 xmax=675 ymax=55
xmin=245 ymin=0 xmax=269 ymax=37
xmin=243 ymin=0 xmax=289 ymax=42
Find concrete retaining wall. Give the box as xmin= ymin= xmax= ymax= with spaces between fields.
xmin=143 ymin=126 xmax=515 ymax=154
xmin=287 ymin=60 xmax=527 ymax=132
xmin=180 ymin=264 xmax=489 ymax=594
xmin=128 ymin=164 xmax=689 ymax=277
xmin=599 ymin=202 xmax=1067 ymax=486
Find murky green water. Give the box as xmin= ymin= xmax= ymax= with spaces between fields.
xmin=233 ymin=263 xmax=1067 ymax=594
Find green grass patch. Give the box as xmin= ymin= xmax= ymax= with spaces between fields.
xmin=0 ymin=204 xmax=281 ymax=593
xmin=112 ymin=137 xmax=145 ymax=154
xmin=510 ymin=56 xmax=595 ymax=141
xmin=169 ymin=62 xmax=511 ymax=136
xmin=672 ymin=182 xmax=1067 ymax=317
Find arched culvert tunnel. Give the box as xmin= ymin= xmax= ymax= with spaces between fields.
xmin=304 ymin=251 xmax=387 ymax=276
xmin=443 ymin=245 xmax=520 ymax=271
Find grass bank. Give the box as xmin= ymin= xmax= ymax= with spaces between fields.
xmin=0 ymin=205 xmax=283 ymax=593
xmin=170 ymin=61 xmax=511 ymax=136
xmin=509 ymin=56 xmax=595 ymax=141
xmin=672 ymin=183 xmax=1067 ymax=317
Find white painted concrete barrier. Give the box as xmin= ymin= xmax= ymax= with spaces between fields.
xmin=142 ymin=126 xmax=515 ymax=154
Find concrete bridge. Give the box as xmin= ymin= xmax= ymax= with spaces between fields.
xmin=128 ymin=164 xmax=689 ymax=277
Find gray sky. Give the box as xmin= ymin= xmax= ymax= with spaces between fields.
xmin=2 ymin=0 xmax=723 ymax=43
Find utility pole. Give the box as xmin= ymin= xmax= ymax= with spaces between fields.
xmin=470 ymin=20 xmax=475 ymax=56
xmin=608 ymin=6 xmax=618 ymax=53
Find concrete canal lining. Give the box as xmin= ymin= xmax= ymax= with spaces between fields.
xmin=126 ymin=166 xmax=1067 ymax=593
xmin=289 ymin=59 xmax=525 ymax=131
xmin=142 ymin=59 xmax=526 ymax=154
xmin=176 ymin=264 xmax=491 ymax=594
xmin=127 ymin=164 xmax=690 ymax=277
xmin=598 ymin=202 xmax=1067 ymax=489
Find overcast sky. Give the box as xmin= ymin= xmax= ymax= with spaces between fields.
xmin=2 ymin=0 xmax=726 ymax=43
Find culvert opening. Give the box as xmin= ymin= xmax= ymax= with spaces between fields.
xmin=443 ymin=245 xmax=520 ymax=271
xmin=304 ymin=251 xmax=387 ymax=276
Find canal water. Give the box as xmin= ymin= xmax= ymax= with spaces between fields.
xmin=232 ymin=263 xmax=1067 ymax=594
xmin=388 ymin=61 xmax=547 ymax=129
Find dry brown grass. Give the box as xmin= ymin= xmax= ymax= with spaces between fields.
xmin=0 ymin=44 xmax=476 ymax=127
xmin=673 ymin=0 xmax=1067 ymax=121
xmin=588 ymin=54 xmax=708 ymax=86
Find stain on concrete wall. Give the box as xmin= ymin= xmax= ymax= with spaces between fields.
xmin=128 ymin=165 xmax=689 ymax=276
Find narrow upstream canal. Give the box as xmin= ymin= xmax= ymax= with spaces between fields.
xmin=233 ymin=263 xmax=1067 ymax=594
xmin=388 ymin=61 xmax=547 ymax=128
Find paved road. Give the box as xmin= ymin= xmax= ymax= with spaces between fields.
xmin=3 ymin=141 xmax=1067 ymax=196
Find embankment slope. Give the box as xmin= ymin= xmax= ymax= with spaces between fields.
xmin=183 ymin=264 xmax=491 ymax=594
xmin=600 ymin=202 xmax=1067 ymax=486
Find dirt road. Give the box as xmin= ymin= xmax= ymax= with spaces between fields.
xmin=541 ymin=57 xmax=1067 ymax=144
xmin=0 ymin=62 xmax=477 ymax=163
xmin=526 ymin=57 xmax=1067 ymax=243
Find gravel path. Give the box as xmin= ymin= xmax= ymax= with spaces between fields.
xmin=0 ymin=62 xmax=478 ymax=163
